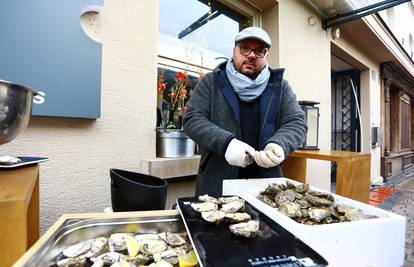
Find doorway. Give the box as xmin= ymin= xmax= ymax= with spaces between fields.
xmin=331 ymin=55 xmax=362 ymax=185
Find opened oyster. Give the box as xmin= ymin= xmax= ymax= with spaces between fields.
xmin=0 ymin=155 xmax=20 ymax=165
xmin=190 ymin=195 xmax=258 ymax=238
xmin=229 ymin=220 xmax=259 ymax=238
xmin=190 ymin=201 xmax=218 ymax=212
xmin=201 ymin=210 xmax=225 ymax=224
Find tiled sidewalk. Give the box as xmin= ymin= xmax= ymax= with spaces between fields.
xmin=369 ymin=168 xmax=414 ymax=267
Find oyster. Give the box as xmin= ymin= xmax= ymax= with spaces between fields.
xmin=91 ymin=252 xmax=122 ymax=265
xmin=308 ymin=190 xmax=334 ymax=201
xmin=201 ymin=210 xmax=225 ymax=224
xmin=153 ymin=249 xmax=181 ymax=265
xmin=286 ymin=180 xmax=297 ymax=190
xmin=295 ymin=183 xmax=309 ymax=194
xmin=140 ymin=239 xmax=167 ymax=255
xmin=336 ymin=204 xmax=360 ymax=214
xmin=220 ymin=200 xmax=244 ymax=213
xmin=190 ymin=201 xmax=218 ymax=212
xmin=260 ymin=183 xmax=282 ymax=198
xmin=158 ymin=232 xmax=186 ymax=247
xmin=274 ymin=189 xmax=296 ymax=207
xmin=308 ymin=207 xmax=331 ymax=222
xmin=295 ymin=198 xmax=310 ymax=208
xmin=0 ymin=155 xmax=21 ymax=165
xmin=198 ymin=194 xmax=218 ymax=203
xmin=218 ymin=196 xmax=241 ymax=204
xmin=305 ymin=193 xmax=332 ymax=207
xmin=62 ymin=241 xmax=91 ymax=258
xmin=56 ymin=255 xmax=87 ymax=267
xmin=224 ymin=212 xmax=251 ymax=223
xmin=128 ymin=254 xmax=151 ymax=265
xmin=84 ymin=237 xmax=108 ymax=258
xmin=229 ymin=220 xmax=259 ymax=238
xmin=278 ymin=202 xmax=302 ymax=218
xmin=257 ymin=194 xmax=277 ymax=208
xmin=108 ymin=233 xmax=131 ymax=252
xmin=135 ymin=233 xmax=160 ymax=242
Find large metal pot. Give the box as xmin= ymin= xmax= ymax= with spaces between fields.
xmin=156 ymin=128 xmax=196 ymax=157
xmin=0 ymin=79 xmax=37 ymax=145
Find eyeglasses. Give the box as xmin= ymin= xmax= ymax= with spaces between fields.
xmin=238 ymin=45 xmax=268 ymax=58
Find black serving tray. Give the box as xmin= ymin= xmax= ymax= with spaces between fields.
xmin=177 ymin=196 xmax=328 ymax=267
xmin=0 ymin=156 xmax=49 ymax=169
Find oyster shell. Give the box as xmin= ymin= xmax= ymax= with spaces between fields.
xmin=135 ymin=233 xmax=160 ymax=242
xmin=158 ymin=232 xmax=186 ymax=247
xmin=140 ymin=239 xmax=167 ymax=255
xmin=190 ymin=201 xmax=218 ymax=212
xmin=84 ymin=237 xmax=108 ymax=258
xmin=108 ymin=233 xmax=132 ymax=252
xmin=198 ymin=194 xmax=218 ymax=203
xmin=336 ymin=204 xmax=360 ymax=214
xmin=305 ymin=192 xmax=332 ymax=207
xmin=278 ymin=202 xmax=302 ymax=218
xmin=201 ymin=210 xmax=225 ymax=224
xmin=220 ymin=200 xmax=244 ymax=213
xmin=294 ymin=183 xmax=309 ymax=194
xmin=229 ymin=220 xmax=259 ymax=238
xmin=274 ymin=189 xmax=296 ymax=207
xmin=308 ymin=207 xmax=331 ymax=222
xmin=62 ymin=241 xmax=91 ymax=258
xmin=308 ymin=190 xmax=334 ymax=201
xmin=257 ymin=194 xmax=277 ymax=208
xmin=92 ymin=252 xmax=122 ymax=265
xmin=224 ymin=212 xmax=251 ymax=223
xmin=0 ymin=155 xmax=21 ymax=165
xmin=260 ymin=183 xmax=282 ymax=198
xmin=218 ymin=196 xmax=241 ymax=204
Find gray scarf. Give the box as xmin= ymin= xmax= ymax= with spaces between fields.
xmin=225 ymin=59 xmax=270 ymax=102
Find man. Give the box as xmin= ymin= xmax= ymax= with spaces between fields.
xmin=183 ymin=27 xmax=307 ymax=196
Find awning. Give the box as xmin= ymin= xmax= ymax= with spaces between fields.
xmin=304 ymin=0 xmax=411 ymax=29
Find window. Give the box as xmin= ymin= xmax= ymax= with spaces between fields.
xmin=158 ymin=0 xmax=255 ymax=73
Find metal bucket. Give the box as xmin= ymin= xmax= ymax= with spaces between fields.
xmin=156 ymin=128 xmax=196 ymax=158
xmin=0 ymin=79 xmax=38 ymax=145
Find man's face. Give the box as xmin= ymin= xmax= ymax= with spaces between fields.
xmin=232 ymin=38 xmax=269 ymax=79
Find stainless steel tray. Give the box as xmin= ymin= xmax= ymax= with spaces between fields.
xmin=18 ymin=212 xmax=184 ymax=266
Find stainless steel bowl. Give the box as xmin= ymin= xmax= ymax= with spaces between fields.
xmin=0 ymin=79 xmax=37 ymax=145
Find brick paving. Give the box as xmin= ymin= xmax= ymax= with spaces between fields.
xmin=380 ymin=168 xmax=414 ymax=267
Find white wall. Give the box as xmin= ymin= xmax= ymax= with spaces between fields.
xmin=277 ymin=0 xmax=332 ymax=190
xmin=0 ymin=0 xmax=159 ymax=233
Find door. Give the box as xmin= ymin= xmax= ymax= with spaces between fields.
xmin=331 ymin=70 xmax=361 ymax=183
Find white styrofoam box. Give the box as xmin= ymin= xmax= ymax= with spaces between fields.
xmin=223 ymin=178 xmax=406 ymax=267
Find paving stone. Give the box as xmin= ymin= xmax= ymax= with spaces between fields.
xmin=382 ymin=170 xmax=414 ymax=266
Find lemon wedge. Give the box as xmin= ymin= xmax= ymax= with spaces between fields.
xmin=124 ymin=235 xmax=139 ymax=258
xmin=179 ymin=250 xmax=198 ymax=267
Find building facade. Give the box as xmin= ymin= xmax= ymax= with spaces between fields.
xmin=3 ymin=0 xmax=413 ymax=232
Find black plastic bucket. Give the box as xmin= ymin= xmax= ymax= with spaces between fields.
xmin=110 ymin=168 xmax=168 ymax=212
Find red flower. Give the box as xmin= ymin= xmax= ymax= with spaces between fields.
xmin=177 ymin=72 xmax=188 ymax=80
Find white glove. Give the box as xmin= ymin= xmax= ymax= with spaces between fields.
xmin=225 ymin=139 xmax=256 ymax=167
xmin=254 ymin=143 xmax=285 ymax=168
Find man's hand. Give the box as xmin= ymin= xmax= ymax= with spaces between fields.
xmin=225 ymin=139 xmax=256 ymax=167
xmin=254 ymin=143 xmax=285 ymax=168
